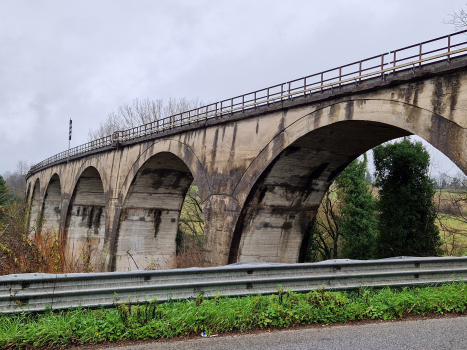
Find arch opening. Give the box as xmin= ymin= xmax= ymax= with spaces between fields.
xmin=41 ymin=174 xmax=62 ymax=234
xmin=29 ymin=179 xmax=41 ymax=232
xmin=26 ymin=183 xmax=31 ymax=203
xmin=64 ymin=167 xmax=105 ymax=270
xmin=114 ymin=152 xmax=196 ymax=271
xmin=229 ymin=120 xmax=412 ymax=264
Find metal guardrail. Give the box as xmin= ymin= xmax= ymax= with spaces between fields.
xmin=28 ymin=30 xmax=467 ymax=174
xmin=1 ymin=257 xmax=466 ymax=314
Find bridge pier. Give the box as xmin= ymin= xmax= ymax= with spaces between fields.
xmin=202 ymin=195 xmax=242 ymax=267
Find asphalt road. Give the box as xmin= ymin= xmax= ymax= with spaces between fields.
xmin=94 ymin=316 xmax=467 ymax=350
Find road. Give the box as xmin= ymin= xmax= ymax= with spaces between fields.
xmin=95 ymin=316 xmax=467 ymax=350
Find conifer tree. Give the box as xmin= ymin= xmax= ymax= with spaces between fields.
xmin=337 ymin=154 xmax=377 ymax=259
xmin=373 ymin=138 xmax=441 ymax=257
xmin=306 ymin=155 xmax=376 ymax=261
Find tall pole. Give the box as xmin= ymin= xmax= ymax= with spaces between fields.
xmin=68 ymin=118 xmax=72 ymax=163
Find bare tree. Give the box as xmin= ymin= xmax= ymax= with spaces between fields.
xmin=3 ymin=160 xmax=29 ymax=198
xmin=307 ymin=184 xmax=343 ymax=261
xmin=88 ymin=97 xmax=205 ymax=140
xmin=445 ymin=7 xmax=467 ymax=31
xmin=176 ymin=183 xmax=204 ymax=268
xmin=178 ymin=184 xmax=204 ymax=241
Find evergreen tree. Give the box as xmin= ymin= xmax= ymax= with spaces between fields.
xmin=373 ymin=138 xmax=441 ymax=257
xmin=306 ymin=155 xmax=376 ymax=262
xmin=0 ymin=175 xmax=8 ymax=207
xmin=337 ymin=154 xmax=377 ymax=259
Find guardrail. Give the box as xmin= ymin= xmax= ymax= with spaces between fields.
xmin=1 ymin=257 xmax=466 ymax=314
xmin=29 ymin=30 xmax=467 ymax=174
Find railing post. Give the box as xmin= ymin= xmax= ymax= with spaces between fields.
xmin=393 ymin=50 xmax=396 ymax=76
xmin=339 ymin=67 xmax=342 ymax=88
xmin=359 ymin=61 xmax=362 ymax=82
xmin=448 ymin=34 xmax=451 ymax=60
xmin=111 ymin=131 xmax=120 ymax=149
xmin=381 ymin=54 xmax=384 ymax=79
xmin=321 ymin=72 xmax=323 ymax=92
xmin=419 ymin=43 xmax=422 ymax=67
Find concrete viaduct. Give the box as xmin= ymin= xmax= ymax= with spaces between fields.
xmin=26 ymin=33 xmax=467 ymax=272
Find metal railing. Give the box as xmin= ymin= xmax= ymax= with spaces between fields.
xmin=1 ymin=257 xmax=467 ymax=313
xmin=29 ymin=30 xmax=467 ymax=174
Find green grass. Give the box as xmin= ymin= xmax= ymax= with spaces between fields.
xmin=1 ymin=283 xmax=467 ymax=348
xmin=437 ymin=215 xmax=467 ymax=256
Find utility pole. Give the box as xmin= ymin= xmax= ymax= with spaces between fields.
xmin=67 ymin=119 xmax=72 ymax=163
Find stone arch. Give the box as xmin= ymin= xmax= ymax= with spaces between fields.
xmin=117 ymin=139 xmax=211 ymax=206
xmin=113 ymin=151 xmax=199 ymax=271
xmin=64 ymin=166 xmax=106 ymax=269
xmin=65 ymin=156 xmax=110 ymax=203
xmin=41 ymin=173 xmax=62 ymax=234
xmin=228 ymin=98 xmax=467 ymax=264
xmin=29 ymin=178 xmax=41 ymax=231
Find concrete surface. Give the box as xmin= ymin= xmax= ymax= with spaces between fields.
xmin=26 ymin=56 xmax=467 ymax=272
xmin=99 ymin=316 xmax=467 ymax=350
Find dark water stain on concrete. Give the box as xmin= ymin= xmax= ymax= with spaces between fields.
xmin=329 ymin=103 xmax=341 ymax=122
xmin=153 ymin=210 xmax=162 ymax=238
xmin=327 ymin=156 xmax=358 ymax=183
xmin=211 ymin=128 xmax=219 ymax=164
xmin=445 ymin=74 xmax=461 ymax=120
xmin=345 ymin=100 xmax=354 ymax=120
xmin=229 ymin=124 xmax=238 ymax=162
xmin=313 ymin=107 xmax=323 ymax=130
xmin=431 ymin=77 xmax=444 ymax=116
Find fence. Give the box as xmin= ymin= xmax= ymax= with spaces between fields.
xmin=1 ymin=256 xmax=467 ymax=313
xmin=28 ymin=30 xmax=467 ymax=174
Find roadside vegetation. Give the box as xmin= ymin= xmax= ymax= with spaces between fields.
xmin=1 ymin=282 xmax=467 ymax=348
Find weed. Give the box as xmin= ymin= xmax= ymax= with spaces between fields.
xmin=1 ymin=282 xmax=467 ymax=348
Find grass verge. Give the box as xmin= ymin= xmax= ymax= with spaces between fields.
xmin=1 ymin=282 xmax=467 ymax=349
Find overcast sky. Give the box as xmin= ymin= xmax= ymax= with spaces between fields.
xmin=0 ymin=0 xmax=466 ymax=177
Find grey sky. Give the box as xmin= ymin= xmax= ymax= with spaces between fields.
xmin=0 ymin=0 xmax=465 ymax=176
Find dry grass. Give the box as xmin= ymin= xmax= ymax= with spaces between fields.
xmin=0 ymin=199 xmax=102 ymax=275
xmin=175 ymin=234 xmax=203 ymax=268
